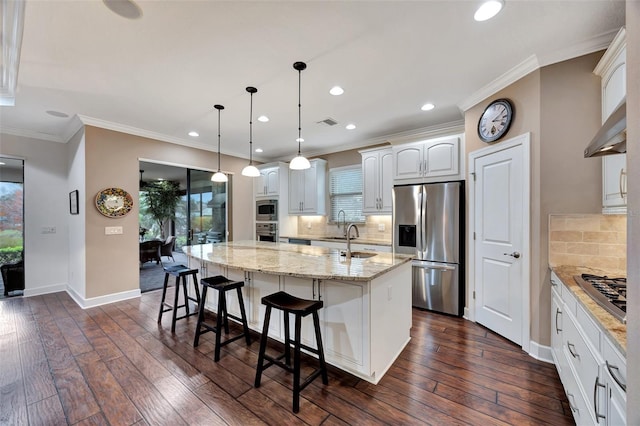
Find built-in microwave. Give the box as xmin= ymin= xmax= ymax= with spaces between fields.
xmin=256 ymin=199 xmax=277 ymax=221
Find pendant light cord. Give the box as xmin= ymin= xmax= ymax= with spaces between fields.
xmin=217 ymin=108 xmax=221 ymax=171
xmin=249 ymin=91 xmax=254 ymax=165
xmin=297 ymin=67 xmax=302 ymax=155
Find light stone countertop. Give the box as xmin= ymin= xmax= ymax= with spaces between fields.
xmin=281 ymin=234 xmax=392 ymax=246
xmin=551 ymin=265 xmax=626 ymax=355
xmin=183 ymin=240 xmax=411 ymax=282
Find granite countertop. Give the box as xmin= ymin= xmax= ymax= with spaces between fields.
xmin=551 ymin=265 xmax=626 ymax=355
xmin=184 ymin=240 xmax=411 ymax=282
xmin=281 ymin=234 xmax=392 ymax=246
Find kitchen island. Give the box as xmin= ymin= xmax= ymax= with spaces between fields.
xmin=183 ymin=240 xmax=413 ymax=383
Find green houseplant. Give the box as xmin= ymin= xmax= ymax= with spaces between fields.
xmin=140 ymin=180 xmax=181 ymax=240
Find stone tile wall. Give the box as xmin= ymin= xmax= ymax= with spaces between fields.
xmin=548 ymin=214 xmax=626 ymax=273
xmin=296 ymin=215 xmax=392 ymax=242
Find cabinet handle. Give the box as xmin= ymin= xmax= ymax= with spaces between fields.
xmin=619 ymin=169 xmax=627 ymax=198
xmin=423 ymin=160 xmax=427 ymax=175
xmin=555 ymin=308 xmax=562 ymax=333
xmin=593 ymin=376 xmax=606 ymax=423
xmin=550 ymin=279 xmax=558 ymax=287
xmin=606 ymin=361 xmax=627 ymax=392
xmin=567 ymin=392 xmax=579 ymax=414
xmin=417 ymin=160 xmax=422 ymax=173
xmin=317 ymin=279 xmax=322 ymax=300
xmin=567 ymin=342 xmax=580 ymax=359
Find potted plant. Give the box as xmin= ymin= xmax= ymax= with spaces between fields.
xmin=140 ymin=180 xmax=181 ymax=240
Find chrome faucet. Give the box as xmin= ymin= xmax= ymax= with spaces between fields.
xmin=345 ymin=223 xmax=359 ymax=259
xmin=337 ymin=209 xmax=346 ymax=236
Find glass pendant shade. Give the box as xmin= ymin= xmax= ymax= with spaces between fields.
xmin=290 ymin=61 xmax=311 ymax=170
xmin=211 ymin=171 xmax=228 ymax=182
xmin=211 ymin=104 xmax=228 ymax=182
xmin=242 ymin=164 xmax=260 ymax=177
xmin=290 ymin=155 xmax=311 ymax=170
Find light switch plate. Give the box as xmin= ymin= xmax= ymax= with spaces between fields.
xmin=105 ymin=226 xmax=123 ymax=235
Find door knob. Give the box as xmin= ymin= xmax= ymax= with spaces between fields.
xmin=504 ymin=252 xmax=521 ymax=259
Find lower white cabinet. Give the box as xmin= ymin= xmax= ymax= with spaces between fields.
xmin=550 ymin=271 xmax=627 ymax=425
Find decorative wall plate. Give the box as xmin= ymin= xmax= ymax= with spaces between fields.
xmin=95 ymin=187 xmax=133 ymax=217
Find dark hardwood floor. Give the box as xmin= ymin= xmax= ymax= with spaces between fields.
xmin=0 ymin=288 xmax=574 ymax=425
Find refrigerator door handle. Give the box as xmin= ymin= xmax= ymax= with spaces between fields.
xmin=412 ymin=260 xmax=456 ymax=271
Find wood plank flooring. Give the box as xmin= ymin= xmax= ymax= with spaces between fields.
xmin=0 ymin=289 xmax=574 ymax=425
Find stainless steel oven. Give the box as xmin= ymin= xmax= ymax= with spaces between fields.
xmin=256 ymin=199 xmax=277 ymax=221
xmin=256 ymin=223 xmax=278 ymax=242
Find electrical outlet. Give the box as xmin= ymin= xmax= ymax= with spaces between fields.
xmin=41 ymin=227 xmax=56 ymax=234
xmin=105 ymin=226 xmax=123 ymax=235
xmin=378 ymin=223 xmax=385 ymax=231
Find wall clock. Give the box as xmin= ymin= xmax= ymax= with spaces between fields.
xmin=477 ymin=98 xmax=514 ymax=143
xmin=95 ymin=188 xmax=133 ymax=218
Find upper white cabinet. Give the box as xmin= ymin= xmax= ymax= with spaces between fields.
xmin=360 ymin=147 xmax=393 ymax=214
xmin=255 ymin=166 xmax=280 ymax=197
xmin=392 ymin=135 xmax=461 ymax=182
xmin=289 ymin=159 xmax=327 ymax=215
xmin=594 ymin=28 xmax=626 ymax=214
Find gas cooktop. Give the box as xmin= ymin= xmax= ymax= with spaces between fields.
xmin=573 ymin=274 xmax=626 ymax=324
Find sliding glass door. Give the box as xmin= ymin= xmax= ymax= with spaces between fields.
xmin=186 ymin=169 xmax=228 ymax=246
xmin=0 ymin=157 xmax=24 ymax=297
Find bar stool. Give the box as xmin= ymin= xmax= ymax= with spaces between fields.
xmin=193 ymin=275 xmax=251 ymax=362
xmin=254 ymin=291 xmax=328 ymax=413
xmin=157 ymin=265 xmax=201 ymax=332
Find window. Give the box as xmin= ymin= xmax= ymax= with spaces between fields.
xmin=329 ymin=165 xmax=364 ymax=223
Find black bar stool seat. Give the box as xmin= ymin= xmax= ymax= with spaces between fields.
xmin=193 ymin=275 xmax=251 ymax=362
xmin=157 ymin=265 xmax=201 ymax=332
xmin=254 ymin=291 xmax=328 ymax=413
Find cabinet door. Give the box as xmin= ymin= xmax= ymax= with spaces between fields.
xmin=379 ymin=149 xmax=394 ymax=212
xmin=255 ymin=171 xmax=267 ymax=196
xmin=393 ymin=144 xmax=423 ymax=179
xmin=551 ymin=292 xmax=566 ymax=375
xmin=265 ymin=168 xmax=279 ymax=196
xmin=606 ymin=378 xmax=626 ymax=426
xmin=289 ymin=169 xmax=304 ymax=213
xmin=362 ymin=152 xmax=379 ymax=213
xmin=602 ymin=47 xmax=626 ymax=121
xmin=320 ymin=279 xmax=366 ymax=368
xmin=424 ymin=137 xmax=459 ymax=177
xmin=282 ymin=276 xmax=317 ymax=348
xmin=602 ymin=154 xmax=626 ymax=211
xmin=249 ymin=272 xmax=283 ymax=339
xmin=302 ymin=162 xmax=318 ymax=213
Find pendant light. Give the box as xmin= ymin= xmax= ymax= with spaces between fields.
xmin=241 ymin=86 xmax=261 ymax=177
xmin=289 ymin=61 xmax=311 ymax=170
xmin=211 ymin=104 xmax=228 ymax=182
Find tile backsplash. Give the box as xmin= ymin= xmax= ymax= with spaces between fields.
xmin=296 ymin=215 xmax=392 ymax=242
xmin=548 ymin=214 xmax=626 ymax=273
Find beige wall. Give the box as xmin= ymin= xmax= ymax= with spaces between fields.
xmin=625 ymin=1 xmax=639 ymax=421
xmin=464 ymin=52 xmax=603 ymax=347
xmin=84 ymin=126 xmax=254 ymax=298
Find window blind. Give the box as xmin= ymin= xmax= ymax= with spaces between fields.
xmin=329 ymin=166 xmax=365 ymax=223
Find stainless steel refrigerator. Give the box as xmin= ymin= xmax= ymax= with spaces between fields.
xmin=393 ymin=182 xmax=464 ymax=315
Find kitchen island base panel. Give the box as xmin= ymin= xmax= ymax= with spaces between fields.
xmin=187 ymin=250 xmax=412 ymax=384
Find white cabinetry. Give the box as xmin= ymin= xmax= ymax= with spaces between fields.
xmin=289 ymin=159 xmax=327 ymax=215
xmin=594 ymin=28 xmax=627 ymax=214
xmin=255 ymin=166 xmax=279 ymax=197
xmin=550 ymin=271 xmax=626 ymax=425
xmin=392 ymin=135 xmax=461 ymax=182
xmin=360 ymin=147 xmax=393 ymax=214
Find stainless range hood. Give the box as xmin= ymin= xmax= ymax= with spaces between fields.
xmin=584 ymin=99 xmax=626 ymax=157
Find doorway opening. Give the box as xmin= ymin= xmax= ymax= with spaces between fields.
xmin=0 ymin=157 xmax=24 ymax=298
xmin=138 ymin=160 xmax=230 ymax=292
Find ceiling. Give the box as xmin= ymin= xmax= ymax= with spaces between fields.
xmin=1 ymin=1 xmax=625 ymax=163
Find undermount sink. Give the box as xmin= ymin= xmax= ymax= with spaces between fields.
xmin=324 ymin=236 xmax=349 ymax=240
xmin=340 ymin=251 xmax=376 ymax=259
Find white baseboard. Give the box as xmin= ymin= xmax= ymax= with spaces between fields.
xmin=67 ymin=286 xmax=141 ymax=309
xmin=23 ymin=283 xmax=67 ymax=297
xmin=528 ymin=340 xmax=554 ymax=364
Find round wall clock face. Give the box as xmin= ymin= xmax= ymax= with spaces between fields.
xmin=478 ymin=98 xmax=514 ymax=143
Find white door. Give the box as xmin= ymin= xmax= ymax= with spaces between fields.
xmin=472 ymin=135 xmax=528 ymax=346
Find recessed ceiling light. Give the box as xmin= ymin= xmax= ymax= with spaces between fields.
xmin=421 ymin=103 xmax=435 ymax=111
xmin=329 ymin=86 xmax=344 ymax=96
xmin=474 ymin=0 xmax=504 ymax=21
xmin=346 ymin=124 xmax=356 ymax=130
xmin=255 ymin=148 xmax=263 ymax=153
xmin=257 ymin=115 xmax=269 ymax=122
xmin=188 ymin=131 xmax=199 ymax=137
xmin=46 ymin=110 xmax=69 ymax=118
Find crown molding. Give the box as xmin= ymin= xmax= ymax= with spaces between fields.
xmin=0 ymin=126 xmax=64 ymax=143
xmin=458 ymin=27 xmax=621 ymax=112
xmin=458 ymin=55 xmax=539 ymax=112
xmin=593 ymin=27 xmax=626 ymax=77
xmin=383 ymin=120 xmax=465 ymax=145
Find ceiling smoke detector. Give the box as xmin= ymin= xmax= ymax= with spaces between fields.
xmin=317 ymin=118 xmax=338 ymax=126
